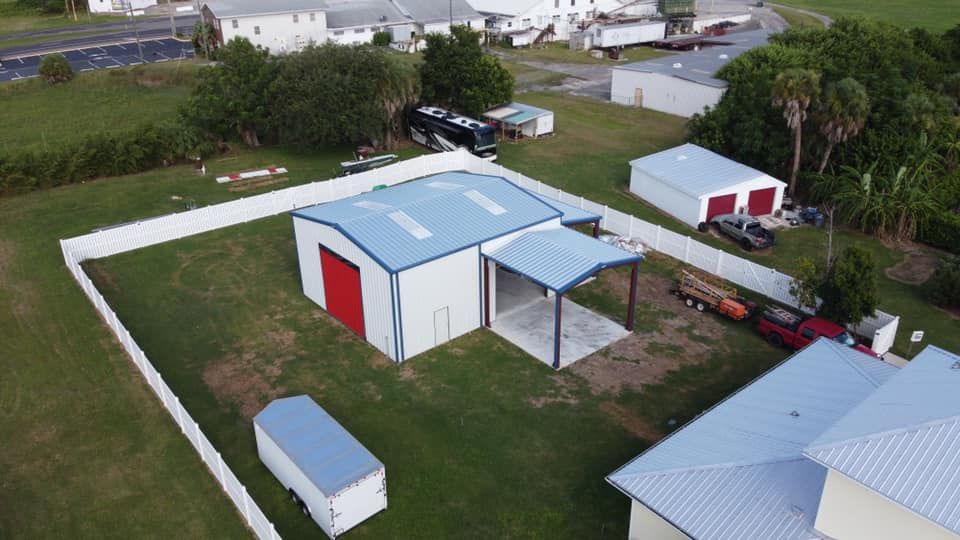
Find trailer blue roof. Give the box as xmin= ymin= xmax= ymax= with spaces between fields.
xmin=485 ymin=228 xmax=640 ymax=293
xmin=292 ymin=172 xmax=562 ymax=272
xmin=255 ymin=395 xmax=383 ymax=496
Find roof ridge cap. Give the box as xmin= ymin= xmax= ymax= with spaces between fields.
xmin=805 ymin=413 xmax=960 ymax=456
xmin=611 ymin=455 xmax=808 ymax=482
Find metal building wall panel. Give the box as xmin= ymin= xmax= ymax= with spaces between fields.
xmin=293 ymin=217 xmax=395 ymax=360
xmin=628 ymin=168 xmax=701 ymax=228
xmin=398 ymin=247 xmax=480 ymax=360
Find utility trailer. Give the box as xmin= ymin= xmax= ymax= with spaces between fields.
xmin=672 ymin=269 xmax=755 ymax=320
xmin=254 ymin=395 xmax=387 ymax=539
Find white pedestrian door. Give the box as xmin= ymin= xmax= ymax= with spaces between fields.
xmin=434 ymin=307 xmax=450 ymax=345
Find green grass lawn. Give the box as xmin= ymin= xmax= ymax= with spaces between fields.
xmin=774 ymin=0 xmax=957 ymax=32
xmin=0 ymin=62 xmax=199 ymax=153
xmin=0 ymin=0 xmax=117 ymax=36
xmin=502 ymin=42 xmax=670 ymax=65
xmin=772 ymin=6 xmax=825 ymax=28
xmin=501 ymin=58 xmax=571 ymax=90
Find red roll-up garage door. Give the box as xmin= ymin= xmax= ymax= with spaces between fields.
xmin=320 ymin=247 xmax=365 ymax=337
xmin=705 ymin=193 xmax=737 ymax=222
xmin=747 ymin=187 xmax=776 ymax=216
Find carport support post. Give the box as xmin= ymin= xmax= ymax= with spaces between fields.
xmin=626 ymin=261 xmax=639 ymax=331
xmin=592 ymin=220 xmax=600 ymax=238
xmin=483 ymin=258 xmax=491 ymax=327
xmin=553 ymin=293 xmax=563 ymax=369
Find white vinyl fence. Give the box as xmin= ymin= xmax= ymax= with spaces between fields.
xmin=59 ymin=150 xmax=900 ymax=539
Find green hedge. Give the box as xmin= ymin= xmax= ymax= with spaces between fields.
xmin=0 ymin=123 xmax=216 ymax=196
xmin=919 ymin=212 xmax=960 ymax=254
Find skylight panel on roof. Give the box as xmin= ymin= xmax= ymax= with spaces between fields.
xmin=463 ymin=190 xmax=507 ymax=216
xmin=388 ymin=211 xmax=432 ymax=240
xmin=426 ymin=181 xmax=464 ymax=190
xmin=353 ymin=201 xmax=391 ymax=210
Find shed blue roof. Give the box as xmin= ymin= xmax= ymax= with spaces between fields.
xmin=254 ymin=395 xmax=383 ymax=496
xmin=608 ymin=339 xmax=898 ymax=539
xmin=484 ymin=102 xmax=552 ymax=125
xmin=527 ymin=191 xmax=600 ymax=225
xmin=292 ymin=172 xmax=562 ymax=272
xmin=485 ymin=228 xmax=640 ymax=293
xmin=629 ymin=143 xmax=785 ymax=198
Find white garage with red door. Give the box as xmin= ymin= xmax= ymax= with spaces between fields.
xmin=628 ymin=143 xmax=787 ymax=229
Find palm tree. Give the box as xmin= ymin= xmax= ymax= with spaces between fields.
xmin=772 ymin=68 xmax=821 ymax=197
xmin=377 ymin=58 xmax=421 ymax=150
xmin=816 ymin=78 xmax=869 ymax=174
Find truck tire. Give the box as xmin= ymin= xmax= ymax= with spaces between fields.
xmin=685 ymin=298 xmax=694 ymax=308
xmin=740 ymin=237 xmax=753 ymax=251
xmin=697 ymin=222 xmax=709 ymax=233
xmin=696 ymin=302 xmax=706 ymax=312
xmin=766 ymin=332 xmax=784 ymax=347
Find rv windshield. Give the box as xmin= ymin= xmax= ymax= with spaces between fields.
xmin=477 ymin=129 xmax=496 ymax=149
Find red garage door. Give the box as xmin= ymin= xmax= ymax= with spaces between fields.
xmin=747 ymin=187 xmax=776 ymax=216
xmin=705 ymin=193 xmax=737 ymax=222
xmin=320 ymin=247 xmax=365 ymax=337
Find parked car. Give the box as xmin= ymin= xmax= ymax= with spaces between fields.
xmin=708 ymin=213 xmax=775 ymax=251
xmin=757 ymin=306 xmax=878 ymax=357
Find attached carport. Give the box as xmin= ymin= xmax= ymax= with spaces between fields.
xmin=528 ymin=191 xmax=603 ymax=237
xmin=483 ymin=228 xmax=642 ymax=369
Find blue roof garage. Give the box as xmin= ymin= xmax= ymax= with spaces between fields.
xmin=291 ymin=171 xmax=641 ymax=368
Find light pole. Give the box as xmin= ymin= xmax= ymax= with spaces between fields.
xmin=449 ymin=0 xmax=453 ymax=31
xmin=128 ymin=1 xmax=145 ymax=63
xmin=168 ymin=0 xmax=177 ymax=38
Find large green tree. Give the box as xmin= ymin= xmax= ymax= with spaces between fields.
xmin=817 ymin=245 xmax=879 ymax=327
xmin=772 ymin=67 xmax=821 ymax=197
xmin=181 ymin=38 xmax=275 ymax=147
xmin=816 ymin=77 xmax=869 ymax=173
xmin=420 ymin=26 xmax=514 ymax=117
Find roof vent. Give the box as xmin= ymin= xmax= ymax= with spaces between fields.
xmin=464 ymin=190 xmax=507 ymax=216
xmin=790 ymin=505 xmax=805 ymax=519
xmin=388 ymin=211 xmax=432 ymax=240
xmin=952 ymin=361 xmax=960 ymax=370
xmin=718 ymin=53 xmax=729 ymax=59
xmin=676 ymin=154 xmax=687 ymax=161
xmin=673 ymin=62 xmax=682 ymax=68
xmin=789 ymin=410 xmax=800 ymax=417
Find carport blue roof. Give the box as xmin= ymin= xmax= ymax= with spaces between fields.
xmin=485 ymin=228 xmax=640 ymax=293
xmin=255 ymin=395 xmax=383 ymax=496
xmin=527 ymin=191 xmax=600 ymax=225
xmin=292 ymin=172 xmax=562 ymax=272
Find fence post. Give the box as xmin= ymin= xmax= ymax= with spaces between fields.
xmin=716 ymin=250 xmax=724 ymax=275
xmin=270 ymin=523 xmax=279 ymax=540
xmin=603 ymin=205 xmax=609 ymax=227
xmin=655 ymin=226 xmax=662 ymax=251
xmin=242 ymin=486 xmax=252 ymax=524
xmin=684 ymin=236 xmax=691 ymax=263
xmin=157 ymin=372 xmax=169 ymax=409
xmin=174 ymin=396 xmax=185 ymax=432
xmin=216 ymin=452 xmax=226 ymax=487
xmin=195 ymin=422 xmax=204 ymax=460
xmin=579 ymin=196 xmax=584 ymax=209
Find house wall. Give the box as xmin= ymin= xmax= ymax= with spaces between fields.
xmin=814 ymin=469 xmax=957 ymax=540
xmin=611 ymin=70 xmax=726 ymax=118
xmin=698 ymin=176 xmax=785 ymax=223
xmin=628 ymin=500 xmax=689 ymax=540
xmin=215 ymin=10 xmax=327 ymax=53
xmin=328 ymin=24 xmax=385 ymax=45
xmin=485 ymin=0 xmax=623 ymax=41
xmin=629 ymin=168 xmax=701 ymax=228
xmin=88 ymin=0 xmax=156 ymax=14
xmin=398 ymin=247 xmax=480 ymax=360
xmin=292 ymin=217 xmax=396 ymax=360
xmin=422 ymin=17 xmax=486 ymax=36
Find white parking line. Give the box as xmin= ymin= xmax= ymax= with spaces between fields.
xmin=112 ymin=57 xmax=123 ymax=66
xmin=117 ymin=44 xmax=127 ymax=50
xmin=106 ymin=64 xmax=120 ymax=69
xmin=97 ymin=47 xmax=107 ymax=54
xmin=81 ymin=68 xmax=94 ymax=72
xmin=156 ymin=58 xmax=169 ymax=62
xmin=129 ymin=61 xmax=142 ymax=66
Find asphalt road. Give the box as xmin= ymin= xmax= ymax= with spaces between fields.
xmin=0 ymin=37 xmax=195 ymax=83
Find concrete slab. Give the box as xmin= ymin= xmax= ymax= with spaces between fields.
xmin=495 ymin=269 xmax=545 ymax=316
xmin=491 ymin=294 xmax=629 ymax=369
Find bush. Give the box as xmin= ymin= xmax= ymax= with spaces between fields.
xmin=38 ymin=53 xmax=73 ymax=84
xmin=919 ymin=212 xmax=960 ymax=254
xmin=926 ymin=256 xmax=960 ymax=307
xmin=372 ymin=31 xmax=391 ymax=47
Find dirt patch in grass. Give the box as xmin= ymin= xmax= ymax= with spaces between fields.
xmin=599 ymin=401 xmax=664 ymax=441
xmin=885 ymin=250 xmax=939 ymax=285
xmin=935 ymin=306 xmax=960 ymax=320
xmin=528 ymin=374 xmax=580 ymax=408
xmin=203 ymin=351 xmax=288 ymax=420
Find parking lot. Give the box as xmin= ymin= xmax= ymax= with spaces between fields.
xmin=0 ymin=38 xmax=194 ymax=83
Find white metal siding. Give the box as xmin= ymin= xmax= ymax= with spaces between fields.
xmin=397 ymin=247 xmax=480 ymax=360
xmin=628 ymin=500 xmax=689 ymax=540
xmin=219 ymin=11 xmax=327 ymax=53
xmin=596 ymin=22 xmax=665 ymax=48
xmin=330 ymin=469 xmax=387 ymax=536
xmin=293 ymin=217 xmax=396 ymax=360
xmin=254 ymin=424 xmax=333 ymax=535
xmin=611 ymin=70 xmax=726 ymax=118
xmin=629 ymin=169 xmax=702 ymax=227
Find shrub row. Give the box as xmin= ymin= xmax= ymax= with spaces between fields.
xmin=0 ymin=123 xmax=216 ymax=196
xmin=919 ymin=211 xmax=960 ymax=255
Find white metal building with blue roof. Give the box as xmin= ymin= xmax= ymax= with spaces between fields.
xmin=291 ymin=171 xmax=640 ymax=368
xmin=629 ymin=143 xmax=786 ymax=229
xmin=608 ymin=340 xmax=960 ymax=540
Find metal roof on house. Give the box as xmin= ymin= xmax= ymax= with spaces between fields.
xmin=485 ymin=228 xmax=640 ymax=293
xmin=466 ymin=0 xmax=541 ymax=16
xmin=322 ymin=0 xmax=407 ymax=29
xmin=804 ymin=346 xmax=960 ymax=535
xmin=254 ymin=395 xmax=383 ymax=496
xmin=203 ymin=0 xmax=325 ymax=18
xmin=392 ymin=0 xmax=481 ymax=24
xmin=292 ymin=172 xmax=562 ymax=272
xmin=608 ymin=339 xmax=898 ymax=539
xmin=484 ymin=102 xmax=552 ymax=126
xmin=615 ymin=29 xmax=771 ymax=88
xmin=526 ymin=191 xmax=599 ymax=225
xmin=629 ymin=143 xmax=785 ymax=199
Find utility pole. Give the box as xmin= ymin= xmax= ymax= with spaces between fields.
xmin=449 ymin=0 xmax=452 ymax=31
xmin=128 ymin=1 xmax=145 ymax=63
xmin=168 ymin=0 xmax=177 ymax=38
xmin=194 ymin=0 xmax=210 ymax=58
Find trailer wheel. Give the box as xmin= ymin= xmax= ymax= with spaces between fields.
xmin=696 ymin=302 xmax=706 ymax=312
xmin=684 ymin=298 xmax=694 ymax=308
xmin=289 ymin=489 xmax=300 ymax=505
xmin=300 ymin=502 xmax=311 ymax=518
xmin=766 ymin=332 xmax=784 ymax=347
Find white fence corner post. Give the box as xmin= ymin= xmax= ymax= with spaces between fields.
xmin=195 ymin=422 xmax=204 ymax=460
xmin=684 ymin=236 xmax=691 ymax=263
xmin=716 ymin=250 xmax=724 ymax=275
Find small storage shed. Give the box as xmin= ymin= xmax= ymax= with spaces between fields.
xmin=628 ymin=143 xmax=786 ymax=229
xmin=483 ymin=102 xmax=554 ymax=139
xmin=254 ymin=395 xmax=386 ymax=539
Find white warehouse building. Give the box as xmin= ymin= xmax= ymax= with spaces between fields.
xmin=291 ymin=171 xmax=640 ymax=368
xmin=610 ymin=30 xmax=770 ymax=117
xmin=628 ymin=143 xmax=786 ymax=229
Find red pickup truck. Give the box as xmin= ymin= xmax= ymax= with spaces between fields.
xmin=757 ymin=306 xmax=877 ymax=357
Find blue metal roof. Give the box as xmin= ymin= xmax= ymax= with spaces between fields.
xmin=292 ymin=172 xmax=562 ymax=272
xmin=526 ymin=191 xmax=600 ymax=225
xmin=254 ymin=395 xmax=383 ymax=496
xmin=608 ymin=339 xmax=898 ymax=539
xmin=629 ymin=143 xmax=785 ymax=199
xmin=804 ymin=346 xmax=960 ymax=534
xmin=484 ymin=102 xmax=552 ymax=125
xmin=485 ymin=228 xmax=640 ymax=293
